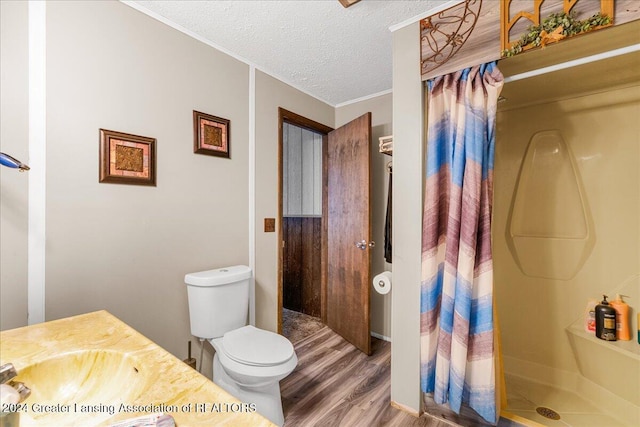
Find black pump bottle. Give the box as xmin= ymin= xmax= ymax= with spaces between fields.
xmin=595 ymin=295 xmax=617 ymax=341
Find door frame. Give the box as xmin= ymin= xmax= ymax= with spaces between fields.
xmin=277 ymin=108 xmax=333 ymax=333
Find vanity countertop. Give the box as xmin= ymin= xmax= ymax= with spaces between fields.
xmin=0 ymin=310 xmax=275 ymax=426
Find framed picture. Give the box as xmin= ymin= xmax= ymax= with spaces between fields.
xmin=193 ymin=110 xmax=230 ymax=158
xmin=99 ymin=129 xmax=156 ymax=186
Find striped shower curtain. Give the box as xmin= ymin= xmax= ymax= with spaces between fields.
xmin=420 ymin=62 xmax=503 ymax=424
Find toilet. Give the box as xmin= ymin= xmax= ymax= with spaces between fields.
xmin=185 ymin=265 xmax=297 ymax=427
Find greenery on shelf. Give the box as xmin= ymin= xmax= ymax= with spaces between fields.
xmin=502 ymin=11 xmax=612 ymax=57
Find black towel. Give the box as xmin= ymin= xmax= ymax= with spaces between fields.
xmin=384 ymin=169 xmax=392 ymax=264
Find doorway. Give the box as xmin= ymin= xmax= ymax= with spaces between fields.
xmin=278 ymin=109 xmax=332 ymax=340
xmin=278 ymin=108 xmax=373 ymax=354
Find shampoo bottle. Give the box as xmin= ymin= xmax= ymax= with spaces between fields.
xmin=610 ymin=294 xmax=631 ymax=341
xmin=595 ymin=295 xmax=617 ymax=341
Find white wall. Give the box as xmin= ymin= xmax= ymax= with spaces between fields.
xmin=335 ymin=92 xmax=393 ymax=339
xmin=0 ymin=0 xmax=29 ymax=330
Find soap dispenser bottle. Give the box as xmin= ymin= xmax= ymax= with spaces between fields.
xmin=595 ymin=295 xmax=617 ymax=341
xmin=610 ymin=294 xmax=631 ymax=341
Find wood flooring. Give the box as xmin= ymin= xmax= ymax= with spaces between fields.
xmin=280 ymin=326 xmax=454 ymax=427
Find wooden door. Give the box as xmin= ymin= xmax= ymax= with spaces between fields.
xmin=326 ymin=112 xmax=372 ymax=355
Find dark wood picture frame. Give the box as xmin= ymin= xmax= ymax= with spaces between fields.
xmin=99 ymin=129 xmax=156 ymax=186
xmin=193 ymin=110 xmax=230 ymax=158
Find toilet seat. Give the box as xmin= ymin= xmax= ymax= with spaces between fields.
xmin=222 ymin=325 xmax=294 ymax=367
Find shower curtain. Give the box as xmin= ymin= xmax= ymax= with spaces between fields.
xmin=420 ymin=62 xmax=503 ymax=424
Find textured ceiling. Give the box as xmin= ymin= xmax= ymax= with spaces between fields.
xmin=127 ymin=0 xmax=453 ymax=106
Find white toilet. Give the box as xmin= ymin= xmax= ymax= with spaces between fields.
xmin=185 ymin=265 xmax=297 ymax=426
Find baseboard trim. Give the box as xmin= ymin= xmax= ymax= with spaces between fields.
xmin=390 ymin=400 xmax=420 ymax=417
xmin=371 ymin=331 xmax=391 ymax=342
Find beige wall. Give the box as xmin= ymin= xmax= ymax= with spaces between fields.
xmin=254 ymin=70 xmax=334 ymax=333
xmin=43 ymin=1 xmax=250 ymax=376
xmin=1 ymin=1 xmax=393 ymax=359
xmin=0 ymin=0 xmax=29 ymax=330
xmin=494 ymin=85 xmax=640 ymax=374
xmin=390 ymin=22 xmax=424 ymax=413
xmin=0 ymin=0 xmax=337 ymax=377
xmin=2 ymin=0 xmax=404 ymax=403
xmin=335 ymin=93 xmax=393 ymax=339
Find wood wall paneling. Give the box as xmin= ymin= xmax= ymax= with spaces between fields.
xmin=313 ymin=133 xmax=322 ymax=215
xmin=283 ymin=123 xmax=322 ymax=216
xmin=282 ymin=122 xmax=288 ymax=216
xmin=278 ymin=108 xmax=332 ymax=334
xmin=301 ymin=129 xmax=315 ymax=215
xmin=285 ymin=123 xmax=302 ymax=215
xmin=283 ymin=121 xmax=323 ymax=317
xmin=283 ymin=217 xmax=322 ymax=318
xmin=421 ymin=0 xmax=501 ymax=81
xmin=303 ymin=217 xmax=321 ymax=317
xmin=283 ymin=216 xmax=302 ymax=312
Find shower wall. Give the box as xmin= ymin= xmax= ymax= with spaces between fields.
xmin=493 ymin=84 xmax=640 ymax=398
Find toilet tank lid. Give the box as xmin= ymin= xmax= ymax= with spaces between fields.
xmin=185 ymin=265 xmax=252 ymax=287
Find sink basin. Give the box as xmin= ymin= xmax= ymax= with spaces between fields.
xmin=14 ymin=350 xmax=152 ymax=426
xmin=1 ymin=311 xmax=275 ymax=426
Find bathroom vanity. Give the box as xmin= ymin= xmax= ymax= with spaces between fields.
xmin=0 ymin=311 xmax=275 ymax=426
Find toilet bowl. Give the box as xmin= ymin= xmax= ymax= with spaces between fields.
xmin=210 ymin=326 xmax=297 ymax=426
xmin=185 ymin=266 xmax=297 ymax=426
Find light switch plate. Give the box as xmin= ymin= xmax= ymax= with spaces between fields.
xmin=264 ymin=218 xmax=276 ymax=232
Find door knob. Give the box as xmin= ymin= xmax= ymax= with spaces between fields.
xmin=355 ymin=240 xmax=375 ymax=250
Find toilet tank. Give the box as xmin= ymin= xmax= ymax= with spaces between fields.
xmin=185 ymin=265 xmax=252 ymax=339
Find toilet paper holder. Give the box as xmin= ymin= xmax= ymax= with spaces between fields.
xmin=373 ymin=271 xmax=392 ymax=295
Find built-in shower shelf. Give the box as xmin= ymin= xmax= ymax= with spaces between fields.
xmin=566 ymin=324 xmax=640 ymax=359
xmin=566 ymin=323 xmax=640 ymax=408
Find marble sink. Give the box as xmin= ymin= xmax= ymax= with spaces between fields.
xmin=13 ymin=350 xmax=151 ymax=425
xmin=0 ymin=311 xmax=274 ymax=426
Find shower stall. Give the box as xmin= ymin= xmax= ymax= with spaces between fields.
xmin=493 ymin=34 xmax=640 ymax=426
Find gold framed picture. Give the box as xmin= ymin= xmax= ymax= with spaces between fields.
xmin=193 ymin=110 xmax=230 ymax=158
xmin=99 ymin=129 xmax=156 ymax=186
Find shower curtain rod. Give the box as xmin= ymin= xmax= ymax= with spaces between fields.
xmin=503 ymin=44 xmax=640 ymax=83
